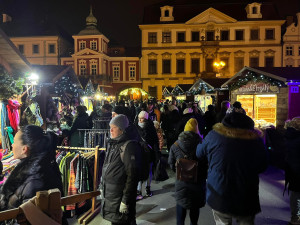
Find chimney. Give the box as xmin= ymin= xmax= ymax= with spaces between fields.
xmin=2 ymin=14 xmax=12 ymax=23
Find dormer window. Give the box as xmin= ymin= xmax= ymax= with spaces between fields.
xmin=160 ymin=6 xmax=174 ymax=22
xmin=246 ymin=2 xmax=262 ymax=19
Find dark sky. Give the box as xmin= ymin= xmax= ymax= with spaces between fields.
xmin=1 ymin=0 xmax=300 ymax=47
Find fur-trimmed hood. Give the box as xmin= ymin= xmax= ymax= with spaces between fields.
xmin=213 ymin=123 xmax=262 ymax=140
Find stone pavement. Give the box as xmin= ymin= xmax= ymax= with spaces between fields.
xmin=69 ymin=165 xmax=291 ymax=225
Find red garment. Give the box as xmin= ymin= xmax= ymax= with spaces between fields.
xmin=6 ymin=100 xmax=20 ymax=132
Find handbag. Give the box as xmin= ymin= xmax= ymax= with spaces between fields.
xmin=174 ymin=142 xmax=198 ymax=183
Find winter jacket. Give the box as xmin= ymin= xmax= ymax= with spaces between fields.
xmin=284 ymin=127 xmax=300 ymax=192
xmin=100 ymin=133 xmax=142 ymax=224
xmin=135 ymin=119 xmax=159 ymax=152
xmin=0 ymin=151 xmax=63 ymax=211
xmin=196 ymin=120 xmax=267 ymax=216
xmin=70 ymin=112 xmax=89 ymax=147
xmin=168 ymin=131 xmax=207 ymax=209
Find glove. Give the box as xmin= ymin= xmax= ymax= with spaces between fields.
xmin=119 ymin=202 xmax=129 ymax=214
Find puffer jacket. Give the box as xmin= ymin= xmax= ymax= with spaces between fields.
xmin=168 ymin=131 xmax=207 ymax=209
xmin=285 ymin=127 xmax=300 ymax=192
xmin=0 ymin=151 xmax=63 ymax=211
xmin=100 ymin=133 xmax=142 ymax=224
xmin=196 ymin=121 xmax=267 ymax=216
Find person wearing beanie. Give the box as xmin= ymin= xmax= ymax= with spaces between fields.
xmin=147 ymin=100 xmax=157 ymax=122
xmin=168 ymin=118 xmax=207 ymax=225
xmin=100 ymin=114 xmax=142 ymax=225
xmin=135 ymin=110 xmax=159 ymax=199
xmin=284 ymin=117 xmax=300 ymax=225
xmin=196 ymin=112 xmax=267 ymax=225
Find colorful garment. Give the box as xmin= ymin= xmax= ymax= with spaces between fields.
xmin=6 ymin=100 xmax=20 ymax=132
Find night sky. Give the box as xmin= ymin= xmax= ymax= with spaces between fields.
xmin=0 ymin=0 xmax=300 ymax=47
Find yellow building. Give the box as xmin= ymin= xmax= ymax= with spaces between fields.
xmin=139 ymin=2 xmax=285 ymax=99
xmin=283 ymin=12 xmax=300 ymax=67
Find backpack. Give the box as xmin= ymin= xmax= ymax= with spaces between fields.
xmin=174 ymin=142 xmax=198 ymax=183
xmin=120 ymin=140 xmax=151 ymax=181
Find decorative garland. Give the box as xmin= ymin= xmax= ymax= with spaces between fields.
xmin=228 ymin=71 xmax=286 ymax=91
xmin=190 ymin=82 xmax=214 ymax=95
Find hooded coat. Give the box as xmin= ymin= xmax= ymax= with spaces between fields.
xmin=0 ymin=151 xmax=63 ymax=211
xmin=70 ymin=112 xmax=89 ymax=147
xmin=196 ymin=112 xmax=267 ymax=216
xmin=100 ymin=133 xmax=142 ymax=224
xmin=168 ymin=131 xmax=207 ymax=209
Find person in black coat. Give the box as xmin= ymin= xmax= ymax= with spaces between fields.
xmin=284 ymin=117 xmax=300 ymax=225
xmin=0 ymin=125 xmax=63 ymax=212
xmin=100 ymin=115 xmax=142 ymax=225
xmin=169 ymin=118 xmax=207 ymax=225
xmin=216 ymin=100 xmax=230 ymax=123
xmin=203 ymin=104 xmax=217 ymax=137
xmin=176 ymin=107 xmax=195 ymax=136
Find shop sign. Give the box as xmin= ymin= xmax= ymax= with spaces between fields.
xmin=234 ymin=82 xmax=279 ymax=94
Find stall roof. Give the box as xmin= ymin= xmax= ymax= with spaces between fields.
xmin=221 ymin=67 xmax=287 ymax=88
xmin=252 ymin=67 xmax=300 ymax=82
xmin=0 ymin=28 xmax=31 ymax=72
xmin=202 ymin=78 xmax=230 ymax=89
xmin=163 ymin=86 xmax=174 ymax=94
xmin=172 ymin=84 xmax=193 ymax=94
xmin=31 ymin=65 xmax=81 ymax=87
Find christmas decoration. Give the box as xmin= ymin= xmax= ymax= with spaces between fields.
xmin=54 ymin=75 xmax=80 ymax=97
xmin=228 ymin=71 xmax=286 ymax=91
xmin=84 ymin=80 xmax=95 ymax=96
xmin=0 ymin=66 xmax=24 ymax=100
xmin=190 ymin=82 xmax=214 ymax=95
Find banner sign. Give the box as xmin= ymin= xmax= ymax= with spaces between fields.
xmin=234 ymin=82 xmax=279 ymax=94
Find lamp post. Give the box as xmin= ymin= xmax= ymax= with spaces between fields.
xmin=213 ymin=61 xmax=226 ymax=77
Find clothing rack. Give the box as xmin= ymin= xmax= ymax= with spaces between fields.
xmin=56 ymin=145 xmax=105 ymax=225
xmin=0 ymin=189 xmax=100 ymax=225
xmin=78 ymin=129 xmax=110 ymax=148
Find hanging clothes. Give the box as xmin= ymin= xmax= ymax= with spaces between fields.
xmin=0 ymin=101 xmax=10 ymax=150
xmin=6 ymin=100 xmax=20 ymax=132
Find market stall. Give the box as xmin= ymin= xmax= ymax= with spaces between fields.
xmin=118 ymin=87 xmax=149 ymax=101
xmin=171 ymin=84 xmax=193 ymax=101
xmin=162 ymin=87 xmax=173 ymax=101
xmin=221 ymin=67 xmax=290 ymax=127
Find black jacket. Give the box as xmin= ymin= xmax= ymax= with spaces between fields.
xmin=100 ymin=133 xmax=142 ymax=224
xmin=70 ymin=112 xmax=89 ymax=147
xmin=0 ymin=151 xmax=63 ymax=211
xmin=168 ymin=131 xmax=207 ymax=209
xmin=285 ymin=127 xmax=300 ymax=192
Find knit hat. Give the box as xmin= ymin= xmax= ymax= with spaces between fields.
xmin=222 ymin=112 xmax=254 ymax=130
xmin=112 ymin=106 xmax=126 ymax=115
xmin=109 ymin=114 xmax=129 ymax=131
xmin=183 ymin=108 xmax=193 ymax=115
xmin=153 ymin=121 xmax=160 ymax=129
xmin=284 ymin=117 xmax=300 ymax=130
xmin=138 ymin=111 xmax=149 ymax=120
xmin=184 ymin=118 xmax=200 ymax=136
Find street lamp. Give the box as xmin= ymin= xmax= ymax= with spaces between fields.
xmin=213 ymin=61 xmax=226 ymax=77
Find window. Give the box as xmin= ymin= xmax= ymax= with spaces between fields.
xmin=148 ymin=86 xmax=157 ymax=98
xmin=165 ymin=10 xmax=169 ymax=17
xmin=265 ymin=29 xmax=274 ymax=40
xmin=235 ymin=30 xmax=244 ymax=40
xmin=48 ymin=44 xmax=55 ymax=54
xmin=191 ymin=59 xmax=200 ymax=73
xmin=162 ymin=32 xmax=171 ymax=43
xmin=250 ymin=29 xmax=259 ymax=40
xmin=221 ymin=30 xmax=229 ymax=41
xmin=33 ymin=44 xmax=39 ymax=54
xmin=148 ymin=32 xmax=157 ymax=43
xmin=191 ymin=32 xmax=199 ymax=41
xmin=18 ymin=45 xmax=24 ymax=54
xmin=286 ymin=46 xmax=293 ymax=56
xmin=129 ymin=64 xmax=136 ymax=78
xmin=206 ymin=59 xmax=214 ymax=72
xmin=162 ymin=60 xmax=171 ymax=74
xmin=79 ymin=41 xmax=86 ymax=50
xmin=176 ymin=59 xmax=185 ymax=73
xmin=91 ymin=41 xmax=97 ymax=50
xmin=206 ymin=31 xmax=214 ymax=41
xmin=177 ymin=32 xmax=185 ymax=42
xmin=113 ymin=65 xmax=120 ymax=78
xmin=234 ymin=57 xmax=244 ymax=72
xmin=148 ymin=59 xmax=157 ymax=74
xmin=252 ymin=7 xmax=257 ymax=14
xmin=80 ymin=64 xmax=86 ymax=75
xmin=265 ymin=57 xmax=274 ymax=67
xmin=250 ymin=57 xmax=259 ymax=67
xmin=91 ymin=64 xmax=97 ymax=75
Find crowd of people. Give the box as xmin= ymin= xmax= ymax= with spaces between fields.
xmin=0 ymin=98 xmax=299 ymax=225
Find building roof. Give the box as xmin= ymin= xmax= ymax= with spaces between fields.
xmin=0 ymin=28 xmax=31 ymax=72
xmin=142 ymin=1 xmax=281 ymax=25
